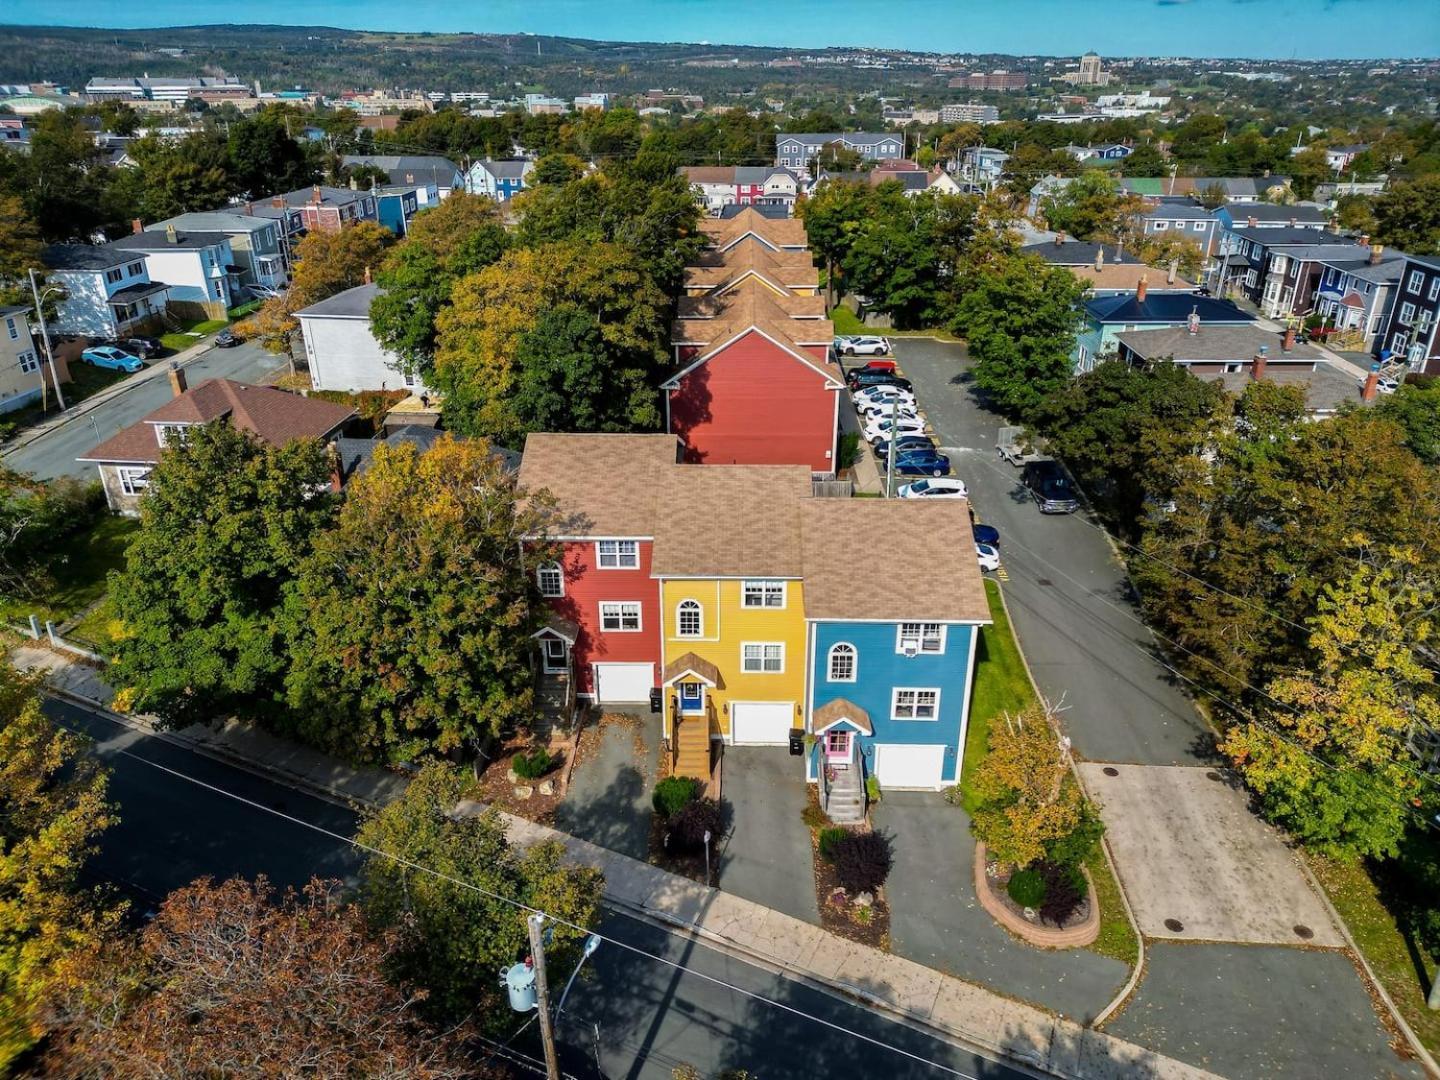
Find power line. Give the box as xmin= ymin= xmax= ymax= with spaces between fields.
xmin=75 ymin=731 xmax=993 ymax=1080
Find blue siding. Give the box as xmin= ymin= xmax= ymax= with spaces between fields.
xmin=808 ymin=620 xmax=975 ymax=785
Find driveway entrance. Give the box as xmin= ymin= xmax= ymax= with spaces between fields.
xmin=715 ymin=747 xmax=817 ymax=923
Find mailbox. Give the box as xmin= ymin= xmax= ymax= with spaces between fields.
xmin=649 ymin=687 xmax=663 ymax=714
xmin=788 ymin=727 xmax=805 ymax=756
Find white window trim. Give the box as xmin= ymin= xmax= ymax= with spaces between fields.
xmin=892 ymin=687 xmax=941 ymax=721
xmin=1408 ymin=270 xmax=1424 ymax=293
xmin=598 ymin=601 xmax=643 ymax=633
xmin=595 ymin=539 xmax=640 ymax=570
xmin=537 ymin=563 xmax=564 ymax=598
xmin=1400 ymin=302 xmax=1417 ymax=326
xmin=1154 ymin=220 xmax=1168 ymax=231
xmin=4 ymin=318 xmax=16 ymax=340
xmin=741 ymin=579 xmax=787 ymax=609
xmin=827 ymin=642 xmax=857 ymax=683
xmin=740 ymin=641 xmax=785 ymax=674
xmin=117 ymin=466 xmax=152 ymax=496
xmin=1192 ymin=222 xmax=1206 ymax=231
xmin=896 ymin=622 xmax=947 ymax=655
xmin=1429 ymin=278 xmax=1440 ymax=302
xmin=676 ymin=599 xmax=703 ymax=638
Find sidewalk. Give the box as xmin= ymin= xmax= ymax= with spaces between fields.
xmin=12 ymin=642 xmax=1218 ymax=1080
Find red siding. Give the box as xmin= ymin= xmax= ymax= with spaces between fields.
xmin=668 ymin=330 xmax=837 ymax=471
xmin=545 ymin=540 xmax=660 ymax=695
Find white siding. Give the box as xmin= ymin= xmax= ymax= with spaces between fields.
xmin=141 ymin=244 xmax=233 ymax=305
xmin=298 ymin=315 xmax=425 ymax=394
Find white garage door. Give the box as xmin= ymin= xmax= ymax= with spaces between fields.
xmin=873 ymin=744 xmax=946 ymax=790
xmin=730 ymin=702 xmax=795 ymax=745
xmin=592 ymin=663 xmax=654 ymax=704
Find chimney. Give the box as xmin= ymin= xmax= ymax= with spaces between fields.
xmin=1167 ymin=259 xmax=1178 ymax=285
xmin=1187 ymin=309 xmax=1200 ymax=335
xmin=245 ymin=201 xmax=253 ymax=216
xmin=404 ymin=172 xmax=414 ymax=184
xmin=271 ymin=194 xmax=285 ymax=209
xmin=167 ymin=361 xmax=187 ymax=398
xmin=1359 ymin=234 xmax=1369 ymax=248
xmin=1362 ymin=368 xmax=1380 ymax=402
xmin=1247 ymin=215 xmax=1258 ymax=228
xmin=1288 ymin=217 xmax=1297 ymax=228
xmin=165 ymin=224 xmax=178 ymax=245
xmin=1327 ymin=218 xmax=1339 ymax=234
xmin=131 ymin=218 xmax=143 ymax=234
xmin=1054 ymin=231 xmax=1065 ymax=246
xmin=1135 ymin=275 xmax=1148 ymax=303
xmin=1095 ymin=248 xmax=1105 ymax=272
xmin=1251 ymin=346 xmax=1268 ymax=381
xmin=349 ymin=175 xmax=358 ymax=190
xmin=1282 ymin=326 xmax=1296 ymax=352
xmin=311 ymin=184 xmax=322 ymax=205
xmin=363 ymin=266 xmax=372 ymax=285
xmin=1369 ymin=243 xmax=1384 ymax=265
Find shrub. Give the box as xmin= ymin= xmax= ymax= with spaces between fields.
xmin=837 ymin=430 xmax=862 ymax=470
xmin=1036 ymin=860 xmax=1086 ymax=926
xmin=668 ymin=797 xmax=724 ymax=853
xmin=1044 ymin=799 xmax=1105 ymax=870
xmin=800 ymin=802 xmax=830 ymax=830
xmin=830 ymin=831 xmax=894 ymax=894
xmin=653 ymin=776 xmax=701 ymax=819
xmin=818 ymin=826 xmax=848 ymax=862
xmin=512 ymin=745 xmax=554 ymax=780
xmin=865 ymin=774 xmax=882 ymax=804
xmin=1006 ymin=868 xmax=1047 ymax=909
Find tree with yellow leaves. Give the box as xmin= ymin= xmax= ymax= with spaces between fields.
xmin=253 ymin=221 xmax=393 ymax=350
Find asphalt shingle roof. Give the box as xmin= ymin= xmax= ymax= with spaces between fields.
xmin=517 ymin=433 xmax=680 ymax=538
xmin=296 ymin=282 xmax=381 ymax=319
xmin=1022 ymin=240 xmax=1144 ymax=267
xmin=1115 ymin=324 xmax=1324 ymax=364
xmin=43 ymin=243 xmax=133 ymax=271
xmin=1087 ymin=293 xmax=1253 ymax=324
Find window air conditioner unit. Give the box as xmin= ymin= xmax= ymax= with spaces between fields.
xmin=901 ymin=643 xmax=919 ymax=658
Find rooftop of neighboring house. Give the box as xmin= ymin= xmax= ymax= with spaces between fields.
xmin=1316 ymin=250 xmax=1410 ymax=285
xmin=715 ymin=203 xmax=791 ymax=220
xmin=518 ymin=433 xmax=680 ymax=537
xmin=332 ymin=425 xmax=509 ymax=484
xmin=799 ymin=500 xmax=990 ymax=623
xmin=1021 ymin=238 xmax=1145 ymax=266
xmin=1221 ymin=202 xmax=1331 ymax=225
xmin=686 ymin=241 xmax=819 ymax=292
xmin=1402 ymin=254 xmax=1440 ymax=273
xmin=1115 ymin=324 xmax=1324 ymax=364
xmin=145 ymin=211 xmax=278 ymax=235
xmin=677 ymin=287 xmax=826 ymax=321
xmin=252 ymin=185 xmax=372 ymax=215
xmin=1227 ymin=227 xmax=1363 ymax=249
xmin=341 ymin=154 xmax=462 ymax=186
xmin=1067 ymin=262 xmax=1195 ymax=292
xmin=78 ymin=379 xmax=356 ymax=466
xmin=1149 ymin=176 xmax=1291 ymax=199
xmin=475 ymin=158 xmax=531 ymax=180
xmin=699 ymin=207 xmax=809 ymax=250
xmin=1142 ymin=203 xmax=1214 ymax=220
xmin=651 ymin=464 xmax=814 ymax=578
xmin=43 ymin=242 xmax=138 ymax=271
xmin=109 ymin=229 xmax=231 ymax=253
xmin=0 ymin=304 xmax=28 ymax=320
xmin=671 ymin=281 xmax=837 ymax=364
xmin=776 ymin=132 xmax=895 ymax=144
xmin=1086 ymin=292 xmax=1253 ymax=325
xmin=295 ymin=281 xmax=381 ymax=320
xmin=1212 ymin=362 xmax=1369 ymax=415
xmin=870 ymin=169 xmax=933 ymax=193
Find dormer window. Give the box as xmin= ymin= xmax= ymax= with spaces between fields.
xmin=155 ymin=423 xmax=193 ymax=448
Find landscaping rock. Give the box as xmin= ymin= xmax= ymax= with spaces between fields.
xmin=513 ymin=785 xmax=534 ymax=800
xmin=853 ymin=891 xmax=874 ymax=909
xmin=538 ymin=780 xmax=555 ymax=796
xmin=1023 ymin=906 xmax=1038 ymax=922
xmin=506 ymin=768 xmax=519 ymax=784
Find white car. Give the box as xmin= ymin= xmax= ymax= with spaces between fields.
xmin=976 ymin=543 xmax=1001 ymax=572
xmin=853 ymin=386 xmax=916 ymax=408
xmin=863 ymin=414 xmax=926 ymax=443
xmin=838 ymin=335 xmax=892 ymax=356
xmin=898 ymin=477 xmax=969 ymax=500
xmin=856 ymin=399 xmax=920 ymax=421
xmin=1359 ymin=374 xmax=1399 ymax=394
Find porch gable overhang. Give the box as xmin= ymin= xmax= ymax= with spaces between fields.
xmin=810 ymin=697 xmax=873 ymax=736
xmin=661 ymin=651 xmax=722 ymax=689
xmin=530 ymin=615 xmax=579 ymax=645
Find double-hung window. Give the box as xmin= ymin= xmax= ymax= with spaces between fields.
xmin=1430 ymin=277 xmax=1440 ymax=302
xmin=741 ymin=642 xmax=784 ymax=673
xmin=536 ymin=563 xmax=563 ymax=598
xmin=741 ymin=580 xmax=786 ymax=608
xmin=1400 ymin=302 xmax=1417 ymax=326
xmin=4 ymin=317 xmax=16 ymax=340
xmin=17 ymin=351 xmax=38 ymax=373
xmin=1408 ymin=270 xmax=1425 ymax=294
xmin=118 ymin=466 xmax=151 ymax=496
xmin=892 ymin=688 xmax=939 ymax=721
xmin=596 ymin=540 xmax=639 ymax=569
xmin=897 ymin=622 xmax=945 ymax=655
xmin=599 ymin=602 xmax=642 ymax=632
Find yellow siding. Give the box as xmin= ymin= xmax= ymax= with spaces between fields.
xmin=660 ymin=578 xmax=809 ymax=738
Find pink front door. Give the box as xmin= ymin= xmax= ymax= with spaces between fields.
xmin=824 ymin=730 xmax=852 ymax=767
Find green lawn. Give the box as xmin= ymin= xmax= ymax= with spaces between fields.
xmin=227 ymin=300 xmax=262 ymax=319
xmin=828 ymin=304 xmax=962 ymax=343
xmin=1307 ymin=853 xmax=1440 ymax=1055
xmin=160 ymin=318 xmax=230 ymax=354
xmin=830 ymin=305 xmax=865 ymax=336
xmin=0 ymin=515 xmax=138 ymax=627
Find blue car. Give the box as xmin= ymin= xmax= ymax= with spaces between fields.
xmin=80 ymin=345 xmax=144 ymax=373
xmin=873 ymin=434 xmax=934 ymax=460
xmin=892 ymin=448 xmax=951 ymax=477
xmin=972 ymin=523 xmax=1000 ymax=547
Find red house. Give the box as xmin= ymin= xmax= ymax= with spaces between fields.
xmin=666 ymin=279 xmax=841 ymax=473
xmin=517 ymin=433 xmax=680 ymax=704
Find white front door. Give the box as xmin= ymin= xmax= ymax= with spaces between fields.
xmin=593 ymin=663 xmax=654 ymax=703
xmin=541 ymin=637 xmax=568 ymax=674
xmin=873 ymin=744 xmax=946 ymax=790
xmin=730 ymin=701 xmax=794 ymax=745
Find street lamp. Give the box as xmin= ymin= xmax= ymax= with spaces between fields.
xmin=27 ymin=269 xmax=66 ymax=412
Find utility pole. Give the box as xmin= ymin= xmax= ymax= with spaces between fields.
xmin=527 ymin=914 xmax=562 ymax=1080
xmin=885 ymin=393 xmax=897 ymax=498
xmin=28 ymin=269 xmax=65 ymax=412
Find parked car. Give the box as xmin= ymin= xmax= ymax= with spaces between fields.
xmin=898 ymin=477 xmax=968 ymax=499
xmin=1022 ymin=458 xmax=1079 ymax=513
xmin=119 ymin=336 xmax=162 ymax=359
xmin=79 ymin=345 xmax=144 ymax=373
xmin=246 ymin=284 xmax=283 ymax=300
xmin=972 ymin=523 xmax=1001 ymax=547
xmin=873 ymin=434 xmax=935 ymax=460
xmin=853 ymin=385 xmax=915 ymax=408
xmin=836 ymin=335 xmax=892 ymax=356
xmin=847 ymin=359 xmax=899 ymax=377
xmin=847 ymin=371 xmax=912 ymax=392
xmin=856 ymin=399 xmax=919 ymax=422
xmin=1358 ymin=374 xmax=1399 ymax=394
xmin=890 ymin=448 xmax=951 ymax=477
xmin=863 ymin=414 xmax=926 ymax=444
xmin=213 ymin=329 xmax=240 ymax=348
xmin=976 ymin=542 xmax=1001 ymax=572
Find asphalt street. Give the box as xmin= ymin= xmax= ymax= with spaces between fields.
xmin=3 ymin=340 xmax=287 ymax=482
xmin=47 ymin=698 xmax=1033 ymax=1080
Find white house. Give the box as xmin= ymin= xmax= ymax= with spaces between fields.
xmin=109 ymin=226 xmax=237 ymax=319
xmin=145 ymin=211 xmax=287 ymax=291
xmin=0 ymin=305 xmax=45 ymax=416
xmin=295 ymin=282 xmax=427 ymax=394
xmin=42 ymin=243 xmax=171 ymax=341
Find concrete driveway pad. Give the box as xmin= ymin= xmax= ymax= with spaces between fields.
xmin=715 ymin=747 xmax=818 ymax=924
xmin=1078 ymin=763 xmax=1341 ymax=946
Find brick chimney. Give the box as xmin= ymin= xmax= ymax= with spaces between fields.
xmin=311 ymin=184 xmax=323 ymax=205
xmin=1358 ymin=233 xmax=1369 ymax=248
xmin=167 ymin=361 xmax=187 ymax=397
xmin=1252 ymin=346 xmax=1268 ymax=381
xmin=1282 ymin=326 xmax=1296 ymax=352
xmin=1187 ymin=310 xmax=1200 ymax=335
xmin=244 ymin=201 xmax=254 ymax=216
xmin=1167 ymin=259 xmax=1178 ymax=285
xmin=363 ymin=266 xmax=372 ymax=285
xmin=131 ymin=218 xmax=143 ymax=234
xmin=1094 ymin=248 xmax=1105 ymax=272
xmin=1135 ymin=275 xmax=1148 ymax=303
xmin=1370 ymin=243 xmax=1384 ymax=266
xmin=165 ymin=224 xmax=178 ymax=245
xmin=349 ymin=175 xmax=358 ymax=190
xmin=1247 ymin=215 xmax=1258 ymax=227
xmin=1362 ymin=369 xmax=1380 ymax=402
xmin=1054 ymin=231 xmax=1065 ymax=246
xmin=271 ymin=194 xmax=285 ymax=209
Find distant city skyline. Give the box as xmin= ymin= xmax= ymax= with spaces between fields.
xmin=3 ymin=0 xmax=1438 ymax=61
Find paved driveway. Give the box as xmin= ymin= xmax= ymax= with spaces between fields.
xmin=875 ymin=791 xmax=1128 ymax=1022
xmin=555 ymin=712 xmax=661 ymax=862
xmin=715 ymin=747 xmax=818 ymax=924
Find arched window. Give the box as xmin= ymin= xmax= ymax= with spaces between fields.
xmin=828 ymin=643 xmax=856 ymax=682
xmin=677 ymin=599 xmax=703 ymax=637
xmin=537 ymin=562 xmax=563 ymax=598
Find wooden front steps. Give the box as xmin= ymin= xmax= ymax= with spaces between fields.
xmin=673 ymin=716 xmax=711 ymax=781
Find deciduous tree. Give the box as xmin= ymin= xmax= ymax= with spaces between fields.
xmin=1372 ymin=175 xmax=1440 ymax=254
xmin=256 ymin=221 xmax=392 ymax=348
xmin=969 ymin=705 xmax=1085 ymax=869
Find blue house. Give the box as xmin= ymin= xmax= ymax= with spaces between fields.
xmin=468 ymin=159 xmax=534 ymax=202
xmin=374 ymin=185 xmax=422 ymax=236
xmin=800 ymin=501 xmax=991 ymax=819
xmin=1074 ymin=287 xmax=1253 ymax=373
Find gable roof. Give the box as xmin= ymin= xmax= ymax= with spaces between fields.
xmin=43 ymin=243 xmax=135 ymax=271
xmin=342 ymin=154 xmax=463 ymax=188
xmin=78 ymin=380 xmax=355 ymax=465
xmin=799 ymin=500 xmax=990 ymax=623
xmin=1086 ymin=293 xmax=1253 ymax=325
xmin=145 ymin=211 xmax=278 ymax=235
xmin=812 ymin=698 xmax=873 ymax=736
xmin=1227 ymin=227 xmax=1359 ymax=249
xmin=1022 ymin=240 xmax=1144 ymax=267
xmin=296 ymin=281 xmax=382 ymax=319
xmin=475 ymin=159 xmax=531 ymax=180
xmin=671 ymin=278 xmax=836 ymax=352
xmin=651 ymin=465 xmax=814 ymax=578
xmin=676 ymin=288 xmax=826 ymax=321
xmin=109 ymin=230 xmax=230 ymax=253
xmin=699 ymin=208 xmax=808 ymax=252
xmin=1115 ymin=324 xmax=1324 ymax=364
xmin=1066 ymin=263 xmax=1195 ymax=292
xmin=684 ymin=240 xmax=819 ymax=294
xmin=1211 ymin=363 xmax=1369 ymax=415
xmin=1221 ymin=202 xmax=1330 ymax=225
xmin=517 ymin=433 xmax=680 ymax=538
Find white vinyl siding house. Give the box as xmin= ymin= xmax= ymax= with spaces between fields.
xmin=295 ymin=283 xmax=426 ymax=394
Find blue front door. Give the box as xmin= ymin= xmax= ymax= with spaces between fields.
xmin=679 ymin=682 xmax=705 ymax=715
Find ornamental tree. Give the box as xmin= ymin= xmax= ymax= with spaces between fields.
xmin=969 ymin=705 xmax=1085 ymax=869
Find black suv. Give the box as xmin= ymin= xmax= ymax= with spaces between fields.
xmin=1022 ymin=459 xmax=1079 ymax=513
xmin=847 ymin=371 xmax=913 ymax=392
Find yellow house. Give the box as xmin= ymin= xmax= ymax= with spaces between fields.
xmin=652 ymin=465 xmax=813 ymax=749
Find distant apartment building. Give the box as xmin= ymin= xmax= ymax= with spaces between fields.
xmin=883 ymin=107 xmax=941 ymax=126
xmin=336 ymin=90 xmax=434 ymax=116
xmin=525 ymin=94 xmax=568 ymax=115
xmin=774 ymin=132 xmax=904 ymax=169
xmin=947 ymin=71 xmax=1027 ymax=91
xmin=940 ymin=103 xmax=1000 ymax=124
xmin=573 ymin=93 xmax=610 ymax=111
xmin=1061 ymin=52 xmax=1112 ymax=87
xmin=84 ymin=76 xmax=246 ymax=104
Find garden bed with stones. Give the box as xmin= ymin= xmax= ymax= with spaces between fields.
xmin=469 ymin=740 xmax=569 ymax=824
xmin=975 ymin=841 xmax=1098 ymax=949
xmin=813 ymin=827 xmax=890 ymax=949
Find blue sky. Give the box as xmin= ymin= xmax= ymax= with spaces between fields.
xmin=4 ymin=0 xmax=1438 ymax=59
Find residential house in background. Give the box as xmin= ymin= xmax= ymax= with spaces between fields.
xmin=959 ymin=146 xmax=1010 ymax=186
xmin=77 ymin=374 xmax=355 ymax=515
xmin=372 ymin=185 xmax=423 ymax=236
xmin=1021 ymin=236 xmax=1195 ymax=294
xmin=1141 ymin=203 xmax=1222 ymax=266
xmin=774 ymin=132 xmax=904 ymax=170
xmin=294 ymin=282 xmax=425 ymax=393
xmin=1122 ymin=176 xmax=1292 ymax=203
xmin=342 ymin=154 xmax=463 ymax=204
xmin=1214 ymin=229 xmax=1364 ymax=319
xmin=252 ymin=186 xmax=379 ymax=246
xmin=0 ymin=306 xmax=47 ymax=416
xmin=42 ymin=243 xmax=170 ymax=341
xmin=1212 ymin=202 xmax=1331 ymax=232
xmin=682 ymin=166 xmax=802 ymax=214
xmin=467 ymin=159 xmax=534 ymax=202
xmin=144 ymin=211 xmax=287 ymax=292
xmin=1074 ymin=285 xmax=1253 ymax=372
xmin=866 ymin=164 xmax=962 ymax=197
xmin=1377 ymin=254 xmax=1440 ymax=374
xmin=109 ymin=226 xmax=237 ymax=321
xmin=1312 ymin=244 xmax=1408 ymax=352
